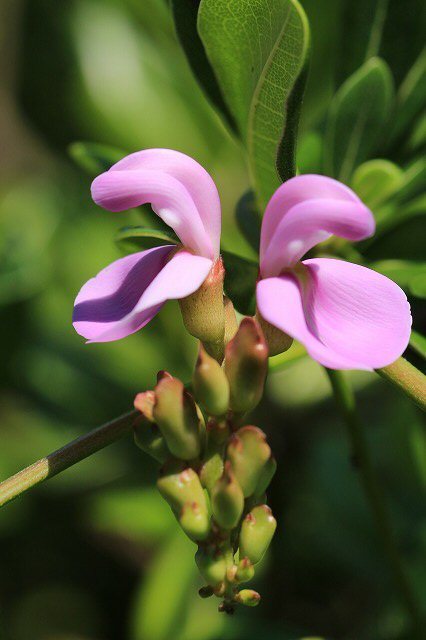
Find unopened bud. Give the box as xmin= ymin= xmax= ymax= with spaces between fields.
xmin=157 ymin=460 xmax=210 ymax=540
xmin=234 ymin=589 xmax=261 ymax=607
xmin=179 ymin=258 xmax=225 ymax=361
xmin=254 ymin=455 xmax=277 ymax=496
xmin=153 ymin=375 xmax=203 ymax=460
xmin=180 ymin=500 xmax=211 ymax=541
xmin=133 ymin=391 xmax=169 ymax=462
xmin=224 ymin=318 xmax=268 ymax=414
xmin=195 ymin=547 xmax=228 ymax=587
xmin=235 ymin=557 xmax=255 ymax=583
xmin=227 ymin=426 xmax=271 ymax=497
xmin=256 ymin=311 xmax=293 ymax=357
xmin=239 ymin=505 xmax=277 ymax=565
xmin=193 ymin=345 xmax=230 ymax=417
xmin=199 ymin=420 xmax=229 ymax=491
xmin=223 ymin=297 xmax=238 ymax=345
xmin=211 ymin=462 xmax=244 ymax=530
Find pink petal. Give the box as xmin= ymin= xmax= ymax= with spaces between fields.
xmin=110 ymin=149 xmax=221 ymax=257
xmin=260 ymin=175 xmax=375 ymax=276
xmin=91 ymin=169 xmax=214 ymax=259
xmin=257 ymin=258 xmax=411 ymax=370
xmin=73 ymin=246 xmax=213 ymax=343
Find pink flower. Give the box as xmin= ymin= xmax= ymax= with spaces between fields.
xmin=73 ymin=149 xmax=221 ymax=342
xmin=256 ymin=175 xmax=412 ymax=370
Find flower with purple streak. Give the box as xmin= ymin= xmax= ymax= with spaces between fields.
xmin=256 ymin=175 xmax=412 ymax=370
xmin=73 ymin=149 xmax=221 ymax=342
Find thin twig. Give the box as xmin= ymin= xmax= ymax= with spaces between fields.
xmin=0 ymin=409 xmax=139 ymax=508
xmin=326 ymin=369 xmax=423 ymax=637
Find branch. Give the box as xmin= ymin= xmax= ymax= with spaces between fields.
xmin=0 ymin=409 xmax=139 ymax=508
xmin=326 ymin=369 xmax=423 ymax=637
xmin=376 ymin=357 xmax=426 ymax=411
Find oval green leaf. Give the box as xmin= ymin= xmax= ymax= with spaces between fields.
xmin=324 ymin=57 xmax=394 ymax=183
xmin=198 ymin=0 xmax=310 ymax=208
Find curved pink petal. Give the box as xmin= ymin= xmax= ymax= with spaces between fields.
xmin=73 ymin=246 xmax=213 ymax=343
xmin=260 ymin=175 xmax=375 ymax=276
xmin=91 ymin=169 xmax=214 ymax=259
xmin=110 ymin=149 xmax=221 ymax=257
xmin=257 ymin=258 xmax=411 ymax=370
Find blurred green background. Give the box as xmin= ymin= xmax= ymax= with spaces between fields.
xmin=0 ymin=1 xmax=425 ymax=639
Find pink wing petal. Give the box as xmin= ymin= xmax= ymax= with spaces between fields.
xmin=257 ymin=258 xmax=411 ymax=370
xmin=73 ymin=246 xmax=212 ymax=343
xmin=260 ymin=175 xmax=374 ymax=276
xmin=91 ymin=169 xmax=214 ymax=259
xmin=110 ymin=149 xmax=221 ymax=257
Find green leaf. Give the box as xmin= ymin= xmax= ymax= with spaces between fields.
xmin=370 ymin=259 xmax=426 ymax=298
xmin=171 ymin=1 xmax=236 ymax=132
xmin=221 ymin=250 xmax=258 ymax=316
xmin=235 ymin=190 xmax=261 ymax=254
xmin=351 ymin=159 xmax=404 ymax=209
xmin=387 ymin=48 xmax=426 ymax=149
xmin=115 ymin=226 xmax=179 ymax=253
xmin=130 ymin=530 xmax=196 ymax=640
xmin=198 ymin=0 xmax=310 ymax=207
xmin=68 ymin=141 xmax=125 ymax=176
xmin=410 ymin=330 xmax=426 ymax=359
xmin=324 ymin=57 xmax=394 ymax=183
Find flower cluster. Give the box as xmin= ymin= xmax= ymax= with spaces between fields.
xmin=134 ymin=318 xmax=274 ymax=611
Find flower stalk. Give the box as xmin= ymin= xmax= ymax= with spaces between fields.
xmin=326 ymin=368 xmax=423 ymax=638
xmin=0 ymin=410 xmax=139 ymax=509
xmin=376 ymin=357 xmax=426 ymax=411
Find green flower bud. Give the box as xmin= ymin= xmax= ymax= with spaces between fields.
xmin=180 ymin=500 xmax=210 ymax=541
xmin=133 ymin=391 xmax=169 ymax=463
xmin=254 ymin=455 xmax=277 ymax=496
xmin=235 ymin=557 xmax=255 ymax=583
xmin=195 ymin=547 xmax=228 ymax=587
xmin=153 ymin=376 xmax=204 ymax=460
xmin=157 ymin=460 xmax=210 ymax=541
xmin=224 ymin=318 xmax=268 ymax=414
xmin=211 ymin=462 xmax=244 ymax=530
xmin=256 ymin=310 xmax=293 ymax=357
xmin=226 ymin=426 xmax=271 ymax=497
xmin=199 ymin=420 xmax=229 ymax=491
xmin=192 ymin=345 xmax=230 ymax=417
xmin=234 ymin=589 xmax=261 ymax=607
xmin=223 ymin=296 xmax=238 ymax=345
xmin=239 ymin=505 xmax=277 ymax=565
xmin=179 ymin=258 xmax=226 ymax=362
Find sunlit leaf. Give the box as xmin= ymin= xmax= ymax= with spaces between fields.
xmin=198 ymin=0 xmax=310 ymax=207
xmin=68 ymin=141 xmax=125 ymax=176
xmin=351 ymin=159 xmax=404 ymax=209
xmin=171 ymin=0 xmax=236 ymax=132
xmin=115 ymin=226 xmax=179 ymax=254
xmin=324 ymin=57 xmax=394 ymax=183
xmin=221 ymin=250 xmax=258 ymax=316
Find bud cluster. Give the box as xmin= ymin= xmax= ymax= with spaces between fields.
xmin=133 ymin=318 xmax=276 ymax=613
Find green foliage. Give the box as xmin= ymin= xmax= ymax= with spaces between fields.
xmin=324 ymin=57 xmax=394 ymax=183
xmin=68 ymin=141 xmax=125 ymax=176
xmin=221 ymin=251 xmax=258 ymax=316
xmin=351 ymin=159 xmax=404 ymax=209
xmin=235 ymin=191 xmax=262 ymax=255
xmin=198 ymin=0 xmax=310 ymax=207
xmin=115 ymin=225 xmax=179 ymax=253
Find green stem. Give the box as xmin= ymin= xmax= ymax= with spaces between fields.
xmin=0 ymin=410 xmax=138 ymax=508
xmin=365 ymin=0 xmax=389 ymax=60
xmin=326 ymin=369 xmax=423 ymax=636
xmin=376 ymin=357 xmax=426 ymax=411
